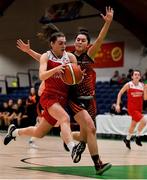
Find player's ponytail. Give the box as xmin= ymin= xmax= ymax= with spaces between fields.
xmin=37 ymin=23 xmax=64 ymax=43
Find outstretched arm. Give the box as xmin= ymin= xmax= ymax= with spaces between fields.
xmin=88 ymin=6 xmax=114 ymax=59
xmin=16 ymin=39 xmax=41 ymax=61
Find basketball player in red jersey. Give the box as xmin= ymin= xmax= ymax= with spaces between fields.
xmin=116 ymin=70 xmax=147 ymax=149
xmin=16 ymin=7 xmax=113 ymax=175
xmin=4 ymin=28 xmax=85 ymax=163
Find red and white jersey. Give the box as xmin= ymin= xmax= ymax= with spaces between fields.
xmin=127 ymin=81 xmax=144 ymax=112
xmin=44 ymin=50 xmax=70 ymax=96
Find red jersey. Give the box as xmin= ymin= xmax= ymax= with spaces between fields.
xmin=43 ymin=50 xmax=70 ymax=97
xmin=127 ymin=81 xmax=144 ymax=113
xmin=40 ymin=50 xmax=71 ymax=126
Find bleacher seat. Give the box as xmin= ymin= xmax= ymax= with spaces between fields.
xmin=96 ymin=81 xmax=126 ymax=114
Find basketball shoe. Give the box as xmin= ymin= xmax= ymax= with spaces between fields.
xmin=95 ymin=160 xmax=112 ymax=175
xmin=135 ymin=136 xmax=142 ymax=146
xmin=63 ymin=142 xmax=70 ymax=152
xmin=4 ymin=124 xmax=16 ymax=145
xmin=71 ymin=141 xmax=86 ymax=163
xmin=123 ymin=138 xmax=131 ymax=149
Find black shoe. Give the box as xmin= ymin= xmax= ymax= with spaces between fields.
xmin=135 ymin=136 xmax=142 ymax=146
xmin=95 ymin=162 xmax=112 ymax=175
xmin=63 ymin=142 xmax=70 ymax=152
xmin=71 ymin=141 xmax=86 ymax=163
xmin=4 ymin=124 xmax=16 ymax=145
xmin=123 ymin=138 xmax=131 ymax=149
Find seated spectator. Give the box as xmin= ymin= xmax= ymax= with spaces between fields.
xmin=17 ymin=98 xmax=28 ymax=127
xmin=118 ymin=73 xmax=128 ymax=85
xmin=8 ymin=103 xmax=19 ymax=124
xmin=7 ymin=99 xmax=14 ymax=115
xmin=4 ymin=99 xmax=15 ymax=126
xmin=127 ymin=69 xmax=133 ymax=81
xmin=26 ymin=87 xmax=38 ymax=105
xmin=0 ymin=102 xmax=9 ymax=128
xmin=26 ymin=87 xmax=39 ymax=125
xmin=17 ymin=99 xmax=26 ymax=115
xmin=1 ymin=100 xmax=14 ymax=127
xmin=110 ymin=70 xmax=121 ymax=85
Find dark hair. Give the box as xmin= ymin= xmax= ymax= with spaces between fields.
xmin=131 ymin=69 xmax=141 ymax=76
xmin=37 ymin=23 xmax=65 ymax=43
xmin=75 ymin=28 xmax=90 ymax=44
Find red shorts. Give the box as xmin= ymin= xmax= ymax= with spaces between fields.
xmin=128 ymin=110 xmax=143 ymax=122
xmin=40 ymin=92 xmax=67 ymax=126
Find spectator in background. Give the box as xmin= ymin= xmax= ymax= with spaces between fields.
xmin=17 ymin=98 xmax=28 ymax=127
xmin=7 ymin=99 xmax=14 ymax=115
xmin=26 ymin=87 xmax=38 ymax=125
xmin=0 ymin=102 xmax=9 ymax=128
xmin=5 ymin=99 xmax=14 ymax=126
xmin=9 ymin=103 xmax=19 ymax=125
xmin=127 ymin=69 xmax=133 ymax=81
xmin=118 ymin=73 xmax=128 ymax=85
xmin=17 ymin=99 xmax=26 ymax=115
xmin=110 ymin=70 xmax=120 ymax=85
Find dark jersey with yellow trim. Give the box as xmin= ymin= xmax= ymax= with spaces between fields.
xmin=68 ymin=52 xmax=97 ymax=121
xmin=69 ymin=52 xmax=96 ymax=98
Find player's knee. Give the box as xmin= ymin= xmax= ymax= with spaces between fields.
xmin=59 ymin=114 xmax=70 ymax=125
xmin=36 ymin=133 xmax=45 ymax=138
xmin=37 ymin=133 xmax=45 ymax=138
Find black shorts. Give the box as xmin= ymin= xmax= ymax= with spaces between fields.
xmin=68 ymin=96 xmax=97 ymax=122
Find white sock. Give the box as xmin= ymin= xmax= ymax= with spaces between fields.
xmin=12 ymin=129 xmax=19 ymax=137
xmin=126 ymin=133 xmax=132 ymax=140
xmin=67 ymin=141 xmax=75 ymax=153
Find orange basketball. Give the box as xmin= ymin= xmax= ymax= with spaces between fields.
xmin=61 ymin=63 xmax=83 ymax=85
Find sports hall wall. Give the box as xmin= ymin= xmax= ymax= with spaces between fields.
xmin=0 ymin=0 xmax=147 ymax=82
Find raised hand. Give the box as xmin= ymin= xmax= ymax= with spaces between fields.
xmin=100 ymin=6 xmax=114 ymax=23
xmin=16 ymin=39 xmax=30 ymax=53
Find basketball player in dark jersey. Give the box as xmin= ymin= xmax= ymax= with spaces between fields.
xmin=63 ymin=7 xmax=114 ymax=174
xmin=68 ymin=51 xmax=96 ymax=122
xmin=15 ymin=6 xmax=114 ymax=175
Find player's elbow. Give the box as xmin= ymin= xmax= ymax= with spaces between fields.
xmin=39 ymin=73 xmax=45 ymax=81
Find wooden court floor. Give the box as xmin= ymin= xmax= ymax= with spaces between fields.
xmin=0 ymin=133 xmax=147 ymax=179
